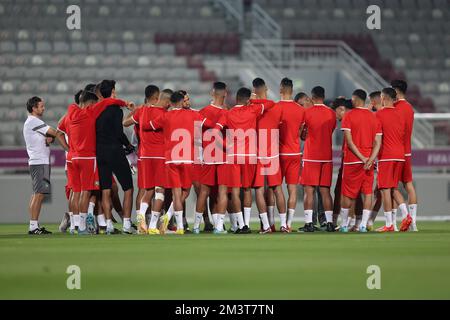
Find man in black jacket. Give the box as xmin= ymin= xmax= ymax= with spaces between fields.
xmin=95 ymin=80 xmax=135 ymax=234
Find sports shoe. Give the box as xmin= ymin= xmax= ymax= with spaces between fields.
xmin=86 ymin=214 xmax=96 ymax=235
xmin=28 ymin=227 xmax=52 ymax=235
xmin=234 ymin=225 xmax=251 ymax=234
xmin=203 ymin=223 xmax=214 ymax=233
xmin=59 ymin=212 xmax=70 ymax=233
xmin=349 ymin=225 xmax=358 ymax=232
xmin=175 ymin=229 xmax=185 ymax=235
xmin=298 ymin=223 xmax=315 ymax=233
xmin=270 ymin=224 xmax=276 ymax=232
xmin=359 ymin=225 xmax=368 ymax=233
xmin=123 ymin=227 xmax=136 ymax=234
xmin=213 ymin=229 xmax=227 ymax=235
xmin=319 ymin=222 xmax=328 ymax=231
xmin=148 ymin=228 xmax=160 ymax=235
xmin=339 ymin=226 xmax=349 ymax=233
xmin=366 ymin=223 xmax=374 ymax=232
xmin=160 ymin=214 xmax=170 ymax=233
xmin=400 ymin=214 xmax=412 ymax=232
xmin=259 ymin=227 xmax=272 ymax=234
xmin=377 ymin=225 xmax=395 ymax=233
xmin=410 ymin=222 xmax=419 ymax=232
xmin=393 ymin=223 xmax=399 ymax=232
xmin=326 ymin=222 xmax=336 ymax=232
xmin=77 ymin=228 xmax=89 ymax=235
xmin=192 ymin=228 xmax=200 ymax=234
xmin=280 ymin=226 xmax=290 ymax=233
xmin=106 ymin=227 xmax=121 ymax=235
xmin=136 ymin=214 xmax=148 ymax=234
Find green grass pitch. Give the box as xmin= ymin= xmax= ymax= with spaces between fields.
xmin=1 ymin=222 xmax=450 ymax=299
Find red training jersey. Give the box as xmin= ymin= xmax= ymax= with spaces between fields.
xmin=278 ymin=100 xmax=305 ymax=156
xmin=303 ymin=104 xmax=336 ymax=162
xmin=394 ymin=99 xmax=414 ymax=156
xmin=57 ymin=114 xmax=73 ymax=161
xmin=199 ymin=104 xmax=228 ymax=164
xmin=256 ymin=99 xmax=282 ymax=159
xmin=132 ymin=105 xmax=166 ymax=159
xmin=341 ymin=107 xmax=382 ymax=164
xmin=375 ymin=106 xmax=406 ymax=161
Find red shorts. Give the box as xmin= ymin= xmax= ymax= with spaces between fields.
xmin=200 ymin=163 xmax=220 ymax=186
xmin=342 ymin=164 xmax=374 ymax=199
xmin=141 ymin=157 xmax=166 ymax=189
xmin=220 ymin=163 xmax=256 ymax=188
xmin=165 ymin=163 xmax=193 ymax=189
xmin=300 ymin=161 xmax=333 ymax=187
xmin=72 ymin=158 xmax=100 ymax=192
xmin=280 ymin=155 xmax=301 ymax=185
xmin=253 ymin=158 xmax=282 ymax=187
xmin=377 ymin=161 xmax=404 ymax=189
xmin=65 ymin=161 xmax=74 ymax=199
xmin=137 ymin=158 xmax=143 ymax=189
xmin=192 ymin=164 xmax=202 ymax=183
xmin=401 ymin=156 xmax=413 ymax=183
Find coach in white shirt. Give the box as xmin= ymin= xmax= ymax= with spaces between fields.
xmin=23 ymin=96 xmax=68 ymax=234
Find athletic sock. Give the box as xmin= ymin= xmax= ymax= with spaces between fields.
xmin=259 ymin=212 xmax=270 ymax=230
xmin=243 ymin=207 xmax=251 ymax=227
xmin=88 ymin=202 xmax=95 ymax=215
xmin=235 ymin=212 xmax=245 ymax=229
xmin=409 ymin=204 xmax=417 ymax=223
xmin=355 ymin=216 xmax=362 ymax=227
xmin=139 ymin=202 xmax=149 ymax=220
xmin=348 ymin=217 xmax=356 ymax=228
xmin=304 ymin=209 xmax=313 ymax=224
xmin=267 ymin=206 xmax=275 ymax=226
xmin=398 ymin=203 xmax=409 ymax=219
xmin=340 ymin=208 xmax=349 ymax=227
xmin=174 ymin=211 xmax=183 ymax=230
xmin=167 ymin=202 xmax=174 ymax=220
xmin=193 ymin=211 xmax=203 ymax=230
xmin=69 ymin=212 xmax=74 ymax=230
xmin=287 ymin=208 xmax=295 ymax=227
xmin=279 ymin=213 xmax=287 ymax=228
xmin=73 ymin=214 xmax=80 ymax=228
xmin=79 ymin=212 xmax=87 ymax=230
xmin=212 ymin=213 xmax=219 ymax=228
xmin=325 ymin=211 xmax=333 ymax=223
xmin=369 ymin=210 xmax=378 ymax=225
xmin=97 ymin=214 xmax=107 ymax=227
xmin=123 ymin=217 xmax=131 ymax=230
xmin=29 ymin=220 xmax=39 ymax=231
xmin=216 ymin=214 xmax=225 ymax=231
xmin=149 ymin=211 xmax=160 ymax=229
xmin=361 ymin=209 xmax=371 ymax=228
xmin=384 ymin=211 xmax=393 ymax=227
xmin=106 ymin=219 xmax=114 ymax=230
xmin=229 ymin=213 xmax=237 ymax=231
xmin=392 ymin=209 xmax=398 ymax=227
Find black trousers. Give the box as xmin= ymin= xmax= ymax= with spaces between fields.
xmin=96 ymin=145 xmax=133 ymax=191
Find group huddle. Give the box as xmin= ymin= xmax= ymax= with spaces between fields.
xmin=23 ymin=77 xmax=418 ymax=235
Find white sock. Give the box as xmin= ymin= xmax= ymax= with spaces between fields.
xmin=259 ymin=212 xmax=270 ymax=230
xmin=29 ymin=220 xmax=39 ymax=231
xmin=409 ymin=204 xmax=417 ymax=223
xmin=216 ymin=214 xmax=225 ymax=231
xmin=398 ymin=203 xmax=409 ymax=219
xmin=69 ymin=212 xmax=74 ymax=230
xmin=267 ymin=206 xmax=275 ymax=226
xmin=123 ymin=217 xmax=131 ymax=230
xmin=88 ymin=202 xmax=95 ymax=215
xmin=369 ymin=210 xmax=378 ymax=225
xmin=325 ymin=211 xmax=333 ymax=223
xmin=348 ymin=217 xmax=356 ymax=228
xmin=106 ymin=218 xmax=114 ymax=230
xmin=235 ymin=212 xmax=245 ymax=229
xmin=243 ymin=207 xmax=251 ymax=227
xmin=384 ymin=211 xmax=393 ymax=227
xmin=355 ymin=217 xmax=362 ymax=227
xmin=279 ymin=213 xmax=287 ymax=228
xmin=361 ymin=209 xmax=371 ymax=228
xmin=212 ymin=213 xmax=219 ymax=228
xmin=79 ymin=212 xmax=87 ymax=230
xmin=149 ymin=211 xmax=160 ymax=229
xmin=139 ymin=202 xmax=149 ymax=219
xmin=340 ymin=208 xmax=349 ymax=227
xmin=73 ymin=214 xmax=80 ymax=228
xmin=287 ymin=208 xmax=295 ymax=227
xmin=229 ymin=213 xmax=237 ymax=231
xmin=392 ymin=209 xmax=398 ymax=226
xmin=304 ymin=209 xmax=313 ymax=224
xmin=97 ymin=214 xmax=107 ymax=227
xmin=167 ymin=202 xmax=174 ymax=220
xmin=174 ymin=211 xmax=183 ymax=230
xmin=193 ymin=211 xmax=203 ymax=230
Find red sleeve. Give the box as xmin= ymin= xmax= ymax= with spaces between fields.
xmin=341 ymin=113 xmax=351 ymax=131
xmin=88 ymin=98 xmax=127 ymax=119
xmin=131 ymin=107 xmax=142 ymax=124
xmin=149 ymin=113 xmax=165 ymax=130
xmin=250 ymin=99 xmax=275 ymax=114
xmin=376 ymin=118 xmax=383 ymax=135
xmin=57 ymin=115 xmax=67 ymax=134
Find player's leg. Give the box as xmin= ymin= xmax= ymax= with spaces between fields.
xmin=404 ymin=181 xmax=418 ymax=231
xmin=340 ymin=194 xmax=355 ymax=232
xmin=255 ymin=186 xmax=271 ymax=233
xmin=194 ymin=184 xmax=210 ymax=233
xmin=148 ymin=187 xmax=164 ymax=234
xmin=111 ymin=181 xmax=122 ymax=223
xmin=358 ymin=192 xmax=373 ymax=232
xmin=139 ymin=188 xmax=154 ymax=234
xmin=351 ymin=194 xmax=363 ymax=232
xmin=273 ymin=185 xmax=287 ymax=232
xmin=368 ymin=188 xmax=382 ymax=230
xmin=171 ymin=187 xmax=184 ymax=234
xmin=301 ymin=185 xmax=315 ymax=232
xmin=265 ymin=187 xmax=275 ymax=231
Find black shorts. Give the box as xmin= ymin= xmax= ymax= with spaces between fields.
xmin=96 ymin=146 xmax=133 ymax=191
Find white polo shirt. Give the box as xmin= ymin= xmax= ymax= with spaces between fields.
xmin=23 ymin=115 xmax=50 ymax=165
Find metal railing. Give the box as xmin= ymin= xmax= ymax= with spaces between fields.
xmin=212 ymin=0 xmax=244 ymax=33
xmin=251 ymin=3 xmax=282 ymax=40
xmin=242 ymin=39 xmax=434 ymax=148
